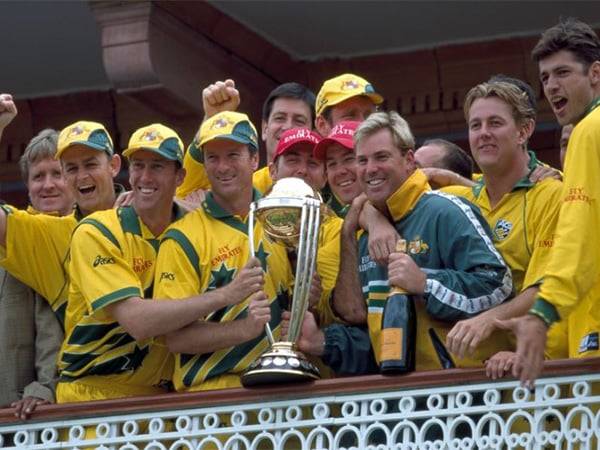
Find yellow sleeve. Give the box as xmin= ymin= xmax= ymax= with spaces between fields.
xmin=537 ymin=115 xmax=600 ymax=320
xmin=252 ymin=166 xmax=273 ymax=195
xmin=69 ymin=221 xmax=142 ymax=317
xmin=153 ymin=229 xmax=202 ymax=300
xmin=176 ymin=151 xmax=211 ymax=199
xmin=0 ymin=208 xmax=74 ymax=307
xmin=315 ymin=217 xmax=342 ymax=325
xmin=521 ymin=180 xmax=562 ymax=290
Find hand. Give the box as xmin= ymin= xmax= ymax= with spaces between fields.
xmin=495 ymin=314 xmax=548 ymax=388
xmin=343 ymin=194 xmax=367 ymax=235
xmin=11 ymin=396 xmax=50 ymax=420
xmin=446 ymin=312 xmax=498 ymax=358
xmin=308 ymin=272 xmax=322 ymax=311
xmin=529 ymin=165 xmax=562 ymax=183
xmin=202 ymin=79 xmax=240 ymax=119
xmin=421 ymin=168 xmax=474 ymax=189
xmin=363 ymin=202 xmax=399 ymax=266
xmin=485 ymin=351 xmax=517 ymax=380
xmin=387 ymin=252 xmax=426 ymax=294
xmin=224 ymin=257 xmax=264 ymax=305
xmin=281 ymin=310 xmax=324 ymax=356
xmin=0 ymin=93 xmax=18 ymax=131
xmin=175 ymin=189 xmax=207 ymax=212
xmin=114 ymin=190 xmax=133 ymax=208
xmin=244 ymin=291 xmax=271 ymax=340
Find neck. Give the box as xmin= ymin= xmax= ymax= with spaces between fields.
xmin=135 ymin=202 xmax=174 ymax=236
xmin=213 ymin=189 xmax=252 ymax=218
xmin=482 ymin=151 xmax=529 ymax=207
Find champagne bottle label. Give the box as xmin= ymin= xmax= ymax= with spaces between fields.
xmin=381 ymin=328 xmax=403 ymax=360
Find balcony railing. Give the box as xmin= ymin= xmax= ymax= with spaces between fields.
xmin=1 ymin=358 xmax=599 ymax=449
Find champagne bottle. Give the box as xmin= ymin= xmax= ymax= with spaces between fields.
xmin=380 ymin=239 xmax=416 ymax=374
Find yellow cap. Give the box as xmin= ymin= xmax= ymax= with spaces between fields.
xmin=56 ymin=121 xmax=114 ymax=159
xmin=122 ymin=123 xmax=184 ymax=163
xmin=315 ymin=73 xmax=384 ymax=117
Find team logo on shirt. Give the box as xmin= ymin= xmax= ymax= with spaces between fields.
xmin=408 ymin=238 xmax=429 ymax=255
xmin=579 ymin=332 xmax=599 ymax=354
xmin=493 ymin=219 xmax=513 ymax=241
xmin=93 ymin=255 xmax=115 ymax=267
xmin=159 ymin=272 xmax=175 ymax=281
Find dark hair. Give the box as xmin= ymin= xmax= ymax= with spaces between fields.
xmin=488 ymin=74 xmax=537 ymax=114
xmin=422 ymin=138 xmax=474 ymax=180
xmin=532 ymin=17 xmax=600 ymax=67
xmin=262 ymin=82 xmax=316 ymax=124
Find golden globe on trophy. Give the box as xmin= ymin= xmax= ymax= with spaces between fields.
xmin=241 ymin=177 xmax=324 ymax=386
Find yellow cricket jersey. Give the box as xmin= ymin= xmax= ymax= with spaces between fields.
xmin=532 ymin=99 xmax=600 ymax=357
xmin=176 ymin=148 xmax=273 ymax=199
xmin=153 ymin=191 xmax=294 ymax=392
xmin=0 ymin=205 xmax=78 ymax=326
xmin=442 ymin=154 xmax=565 ymax=358
xmin=315 ymin=216 xmax=342 ymax=326
xmin=57 ymin=205 xmax=185 ymax=399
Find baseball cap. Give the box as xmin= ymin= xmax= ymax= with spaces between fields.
xmin=122 ymin=124 xmax=184 ymax=163
xmin=56 ymin=121 xmax=114 ymax=159
xmin=192 ymin=111 xmax=259 ymax=157
xmin=313 ymin=121 xmax=360 ymax=160
xmin=273 ymin=128 xmax=321 ymax=162
xmin=315 ymin=73 xmax=384 ymax=117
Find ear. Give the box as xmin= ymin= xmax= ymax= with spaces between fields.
xmin=250 ymin=150 xmax=259 ymax=172
xmin=109 ymin=154 xmax=122 ymax=177
xmin=261 ymin=120 xmax=268 ymax=142
xmin=589 ymin=60 xmax=600 ymax=87
xmin=175 ymin=167 xmax=186 ymax=188
xmin=268 ymin=161 xmax=277 ymax=181
xmin=522 ymin=118 xmax=536 ymax=140
xmin=404 ymin=149 xmax=415 ymax=165
xmin=315 ymin=115 xmax=331 ymax=138
xmin=517 ymin=123 xmax=530 ymax=147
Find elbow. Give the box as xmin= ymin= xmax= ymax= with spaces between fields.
xmin=343 ymin=307 xmax=367 ymax=325
xmin=166 ymin=331 xmax=192 ymax=354
xmin=124 ymin=322 xmax=152 ymax=343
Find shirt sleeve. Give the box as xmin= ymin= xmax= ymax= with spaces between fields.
xmin=176 ymin=151 xmax=211 ymax=199
xmin=69 ymin=221 xmax=142 ymax=317
xmin=423 ymin=195 xmax=513 ymax=321
xmin=315 ymin=217 xmax=342 ymax=326
xmin=533 ymin=115 xmax=600 ymax=324
xmin=153 ymin=228 xmax=202 ymax=300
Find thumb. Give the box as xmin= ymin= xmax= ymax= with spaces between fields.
xmin=224 ymin=79 xmax=236 ymax=88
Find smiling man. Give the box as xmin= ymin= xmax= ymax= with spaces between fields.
xmin=500 ymin=18 xmax=600 ymax=386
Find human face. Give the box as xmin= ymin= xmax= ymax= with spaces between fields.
xmin=262 ymin=98 xmax=312 ymax=160
xmin=270 ymin=143 xmax=326 ymax=191
xmin=203 ymin=139 xmax=258 ymax=204
xmin=467 ymin=97 xmax=527 ymax=175
xmin=539 ymin=50 xmax=600 ymax=126
xmin=325 ymin=143 xmax=361 ymax=204
xmin=317 ymin=96 xmax=376 ymax=136
xmin=356 ymin=128 xmax=414 ymax=212
xmin=128 ymin=150 xmax=184 ymax=216
xmin=27 ymin=157 xmax=74 ymax=216
xmin=560 ymin=124 xmax=574 ymax=169
xmin=61 ymin=146 xmax=120 ymax=216
xmin=414 ymin=144 xmax=447 ymax=170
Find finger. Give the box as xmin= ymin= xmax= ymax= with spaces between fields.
xmin=457 ymin=331 xmax=473 ymax=359
xmin=224 ymin=79 xmax=236 ymax=88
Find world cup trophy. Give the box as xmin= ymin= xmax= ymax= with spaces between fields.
xmin=241 ymin=177 xmax=324 ymax=386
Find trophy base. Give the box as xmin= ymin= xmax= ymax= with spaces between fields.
xmin=241 ymin=342 xmax=321 ymax=387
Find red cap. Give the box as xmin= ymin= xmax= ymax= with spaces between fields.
xmin=273 ymin=128 xmax=321 ymax=161
xmin=313 ymin=121 xmax=360 ymax=160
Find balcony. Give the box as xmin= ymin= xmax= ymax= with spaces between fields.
xmin=1 ymin=358 xmax=598 ymax=449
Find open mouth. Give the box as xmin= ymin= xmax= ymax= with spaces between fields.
xmin=338 ymin=179 xmax=355 ymax=188
xmin=552 ymin=97 xmax=567 ymax=112
xmin=366 ymin=178 xmax=385 ymax=187
xmin=78 ymin=185 xmax=95 ymax=195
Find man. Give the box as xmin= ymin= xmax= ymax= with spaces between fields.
xmin=291 ymin=111 xmax=513 ymax=373
xmin=414 ymin=139 xmax=474 ymax=181
xmin=500 ymin=18 xmax=600 ymax=386
xmin=57 ymin=123 xmax=256 ymax=402
xmin=176 ymin=80 xmax=315 ymax=197
xmin=0 ymin=121 xmax=67 ymax=419
xmin=438 ymin=81 xmax=564 ymax=369
xmin=314 ymin=73 xmax=383 ymax=137
xmin=0 ymin=113 xmax=122 ymax=325
xmin=154 ymin=111 xmax=293 ymax=392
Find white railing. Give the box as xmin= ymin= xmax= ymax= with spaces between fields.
xmin=1 ymin=358 xmax=599 ymax=449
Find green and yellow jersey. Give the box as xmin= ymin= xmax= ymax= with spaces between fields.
xmin=0 ymin=206 xmax=78 ymax=326
xmin=153 ymin=191 xmax=293 ymax=392
xmin=57 ymin=205 xmax=184 ymax=400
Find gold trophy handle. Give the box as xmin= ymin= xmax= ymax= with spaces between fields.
xmin=248 ymin=203 xmax=275 ymax=345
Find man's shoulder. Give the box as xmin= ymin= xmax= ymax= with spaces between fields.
xmin=419 ymin=190 xmax=474 ymax=213
xmin=162 ymin=208 xmax=211 ymax=242
xmin=575 ymin=105 xmax=600 ymax=137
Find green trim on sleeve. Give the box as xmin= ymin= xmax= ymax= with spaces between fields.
xmin=162 ymin=229 xmax=201 ymax=280
xmin=91 ymin=286 xmax=142 ymax=312
xmin=529 ymin=297 xmax=560 ymax=327
xmin=79 ymin=218 xmax=121 ymax=251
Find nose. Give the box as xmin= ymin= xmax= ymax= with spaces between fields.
xmin=544 ymin=74 xmax=559 ymax=95
xmin=41 ymin=174 xmax=56 ymax=191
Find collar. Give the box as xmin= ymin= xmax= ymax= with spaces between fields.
xmin=471 ymin=150 xmax=540 ymax=198
xmin=327 ymin=192 xmax=349 ymax=218
xmin=386 ymin=169 xmax=431 ymax=222
xmin=202 ymin=188 xmax=261 ymax=219
xmin=583 ymin=96 xmax=600 ymax=118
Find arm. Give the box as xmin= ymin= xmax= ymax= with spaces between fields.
xmin=421 ymin=168 xmax=475 ymax=189
xmin=202 ymin=79 xmax=240 ymax=119
xmin=0 ymin=94 xmax=17 ymax=247
xmin=332 ymin=197 xmax=367 ymax=324
xmin=166 ymin=291 xmax=270 ymax=354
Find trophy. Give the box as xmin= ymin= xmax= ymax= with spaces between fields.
xmin=241 ymin=177 xmax=324 ymax=386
